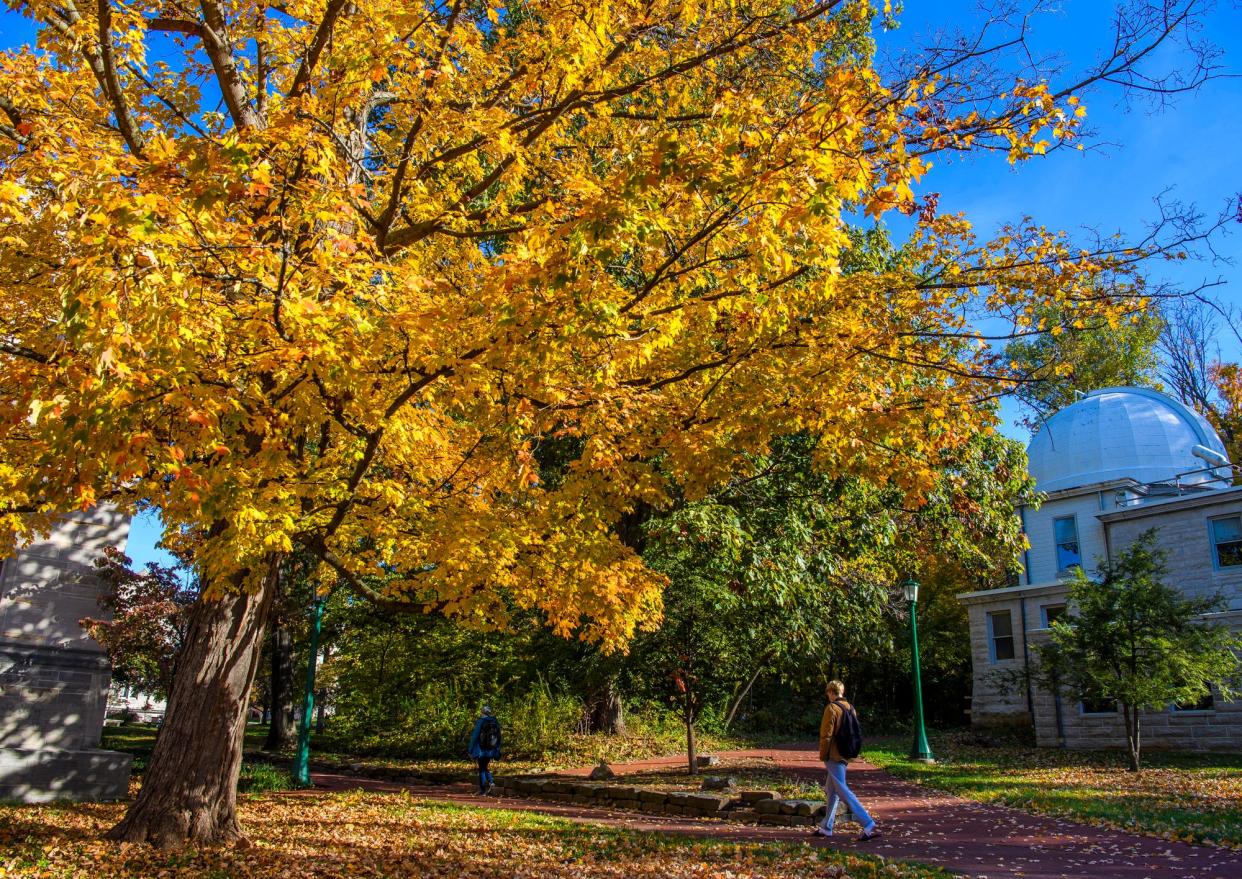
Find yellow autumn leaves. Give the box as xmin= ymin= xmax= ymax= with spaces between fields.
xmin=0 ymin=0 xmax=1136 ymax=648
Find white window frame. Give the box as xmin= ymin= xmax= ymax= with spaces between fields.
xmin=1208 ymin=514 xmax=1242 ymax=571
xmin=987 ymin=610 xmax=1016 ymax=664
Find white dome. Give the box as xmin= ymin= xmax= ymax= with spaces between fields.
xmin=1027 ymin=387 xmax=1230 ymax=493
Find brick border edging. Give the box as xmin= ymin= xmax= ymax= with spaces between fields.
xmin=496 ymin=778 xmax=828 ymax=827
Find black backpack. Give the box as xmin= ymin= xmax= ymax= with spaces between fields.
xmin=479 ymin=716 xmax=501 ymax=751
xmin=833 ymin=701 xmax=863 ymax=759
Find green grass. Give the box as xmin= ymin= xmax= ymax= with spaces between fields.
xmin=310 ymin=726 xmax=806 ymax=782
xmin=866 ymin=730 xmax=1242 ymax=848
xmin=102 ymin=724 xmax=294 ymax=793
xmin=238 ymin=761 xmax=297 ymax=793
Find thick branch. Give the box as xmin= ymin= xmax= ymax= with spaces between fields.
xmin=287 ymin=0 xmax=351 ymax=99
xmin=198 ymin=0 xmax=264 ymax=129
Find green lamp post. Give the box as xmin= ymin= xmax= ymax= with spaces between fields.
xmin=292 ymin=596 xmax=326 ymax=787
xmin=902 ymin=578 xmax=935 ymax=763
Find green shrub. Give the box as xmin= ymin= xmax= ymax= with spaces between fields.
xmin=322 ymin=679 xmax=581 ymax=759
xmin=238 ymin=761 xmax=295 ymax=793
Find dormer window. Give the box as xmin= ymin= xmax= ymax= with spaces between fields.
xmin=1210 ymin=516 xmax=1242 ymax=568
xmin=1053 ymin=516 xmax=1081 ymax=573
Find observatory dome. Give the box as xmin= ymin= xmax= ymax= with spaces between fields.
xmin=1026 ymin=387 xmax=1230 ymax=493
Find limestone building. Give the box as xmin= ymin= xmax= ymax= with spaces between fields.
xmin=960 ymin=387 xmax=1242 ymax=749
xmin=0 ymin=507 xmax=133 ymax=800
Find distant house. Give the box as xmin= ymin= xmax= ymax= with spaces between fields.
xmin=107 ymin=683 xmax=167 ymax=725
xmin=960 ymin=387 xmax=1242 ymax=750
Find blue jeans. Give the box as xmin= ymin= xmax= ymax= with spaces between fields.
xmin=821 ymin=760 xmax=874 ymax=831
xmin=477 ymin=757 xmax=493 ymax=792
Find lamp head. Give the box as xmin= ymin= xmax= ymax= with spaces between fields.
xmin=901 ymin=578 xmax=919 ymax=603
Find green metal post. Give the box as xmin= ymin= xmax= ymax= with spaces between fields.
xmin=907 ymin=588 xmax=935 ymax=763
xmin=293 ymin=597 xmax=325 ymax=787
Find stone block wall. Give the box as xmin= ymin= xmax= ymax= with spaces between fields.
xmin=0 ymin=506 xmax=134 ymax=801
xmin=1029 ymin=612 xmax=1242 ymax=751
xmin=493 ymin=779 xmax=828 ymax=826
xmin=0 ymin=644 xmax=112 ymax=751
xmin=962 ymin=583 xmax=1068 ymax=729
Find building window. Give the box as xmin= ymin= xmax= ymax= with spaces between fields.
xmin=987 ymin=610 xmax=1015 ymax=662
xmin=1054 ymin=516 xmax=1081 ymax=572
xmin=1041 ymin=604 xmax=1066 ymax=627
xmin=1173 ymin=689 xmax=1215 ymax=713
xmin=1080 ymin=696 xmax=1118 ymax=715
xmin=1210 ymin=516 xmax=1242 ymax=568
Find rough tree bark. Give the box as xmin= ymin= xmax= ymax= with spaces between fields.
xmin=578 ymin=679 xmax=626 ymax=735
xmin=591 ymin=686 xmax=626 ymax=735
xmin=263 ymin=623 xmax=296 ymax=751
xmin=107 ymin=556 xmax=280 ymax=848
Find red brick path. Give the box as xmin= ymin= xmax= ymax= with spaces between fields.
xmin=309 ymin=745 xmax=1242 ymax=879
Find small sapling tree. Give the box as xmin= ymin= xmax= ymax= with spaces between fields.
xmin=1034 ymin=530 xmax=1242 ymax=771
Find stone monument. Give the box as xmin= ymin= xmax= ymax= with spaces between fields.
xmin=0 ymin=507 xmax=133 ymax=801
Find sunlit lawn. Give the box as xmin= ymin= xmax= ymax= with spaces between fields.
xmin=866 ymin=730 xmax=1242 ymax=848
xmin=102 ymin=724 xmax=295 ymax=792
xmin=102 ymin=723 xmax=801 ymax=787
xmin=100 ymin=723 xmax=1242 ymax=849
xmin=0 ymin=791 xmax=952 ymax=879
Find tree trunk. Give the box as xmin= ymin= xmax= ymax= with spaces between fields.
xmin=263 ymin=624 xmax=295 ymax=751
xmin=595 ymin=687 xmax=626 ymax=735
xmin=684 ymin=696 xmax=698 ymax=776
xmin=107 ymin=558 xmax=279 ymax=848
xmin=581 ymin=680 xmax=626 ymax=735
xmin=724 ymin=667 xmax=764 ymax=731
xmin=1123 ymin=702 xmax=1142 ymax=773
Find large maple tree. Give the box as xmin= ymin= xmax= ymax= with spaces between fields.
xmin=0 ymin=0 xmax=1212 ymax=847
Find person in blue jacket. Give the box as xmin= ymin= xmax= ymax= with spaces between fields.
xmin=468 ymin=705 xmax=502 ymax=794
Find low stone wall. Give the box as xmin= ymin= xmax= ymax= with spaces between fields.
xmin=494 ymin=778 xmax=828 ymax=826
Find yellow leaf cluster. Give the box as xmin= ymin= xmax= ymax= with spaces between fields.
xmin=0 ymin=0 xmax=1147 ymax=647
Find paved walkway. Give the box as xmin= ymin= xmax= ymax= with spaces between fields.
xmin=309 ymin=745 xmax=1242 ymax=879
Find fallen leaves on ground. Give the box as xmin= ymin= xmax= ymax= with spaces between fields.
xmin=0 ymin=791 xmax=950 ymax=879
xmin=867 ymin=732 xmax=1242 ymax=848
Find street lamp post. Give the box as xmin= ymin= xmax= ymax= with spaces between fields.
xmin=901 ymin=578 xmax=935 ymax=763
xmin=292 ymin=596 xmax=326 ymax=787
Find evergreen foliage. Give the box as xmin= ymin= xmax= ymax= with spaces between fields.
xmin=1034 ymin=530 xmax=1242 ymax=772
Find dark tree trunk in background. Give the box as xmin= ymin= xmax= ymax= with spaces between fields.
xmin=263 ymin=624 xmax=296 ymax=751
xmin=580 ymin=679 xmax=626 ymax=735
xmin=724 ymin=666 xmax=764 ymax=731
xmin=107 ymin=557 xmax=279 ymax=848
xmin=591 ymin=686 xmax=626 ymax=735
xmin=684 ymin=695 xmax=698 ymax=776
xmin=1123 ymin=702 xmax=1142 ymax=772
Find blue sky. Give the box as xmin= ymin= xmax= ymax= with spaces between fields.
xmin=3 ymin=2 xmax=1239 ymax=565
xmin=882 ymin=1 xmax=1242 ymax=442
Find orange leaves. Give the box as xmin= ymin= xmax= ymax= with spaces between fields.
xmin=0 ymin=792 xmax=943 ymax=879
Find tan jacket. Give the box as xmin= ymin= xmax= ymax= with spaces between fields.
xmin=818 ymin=698 xmax=857 ymax=763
